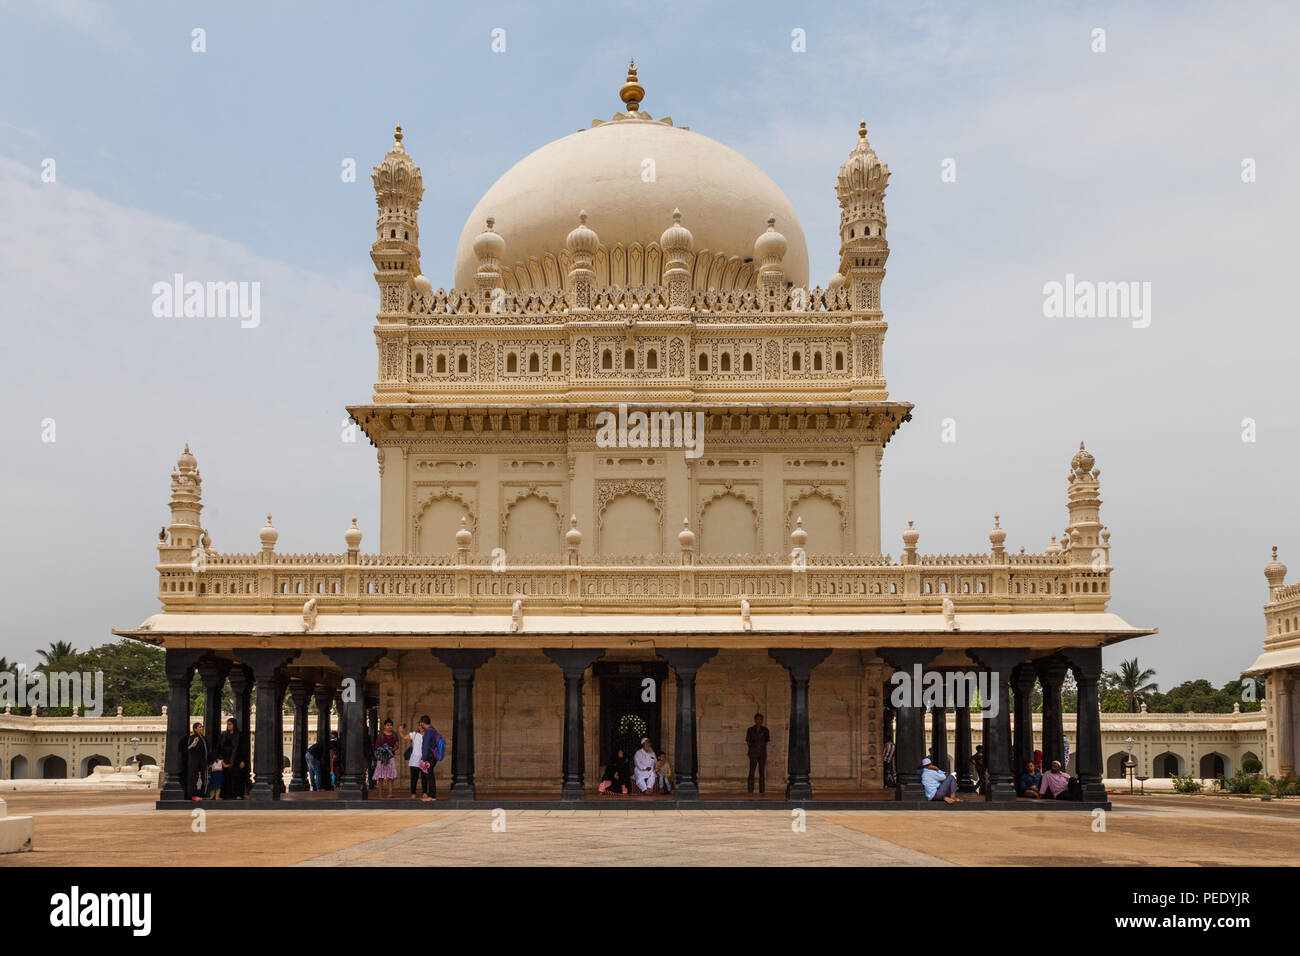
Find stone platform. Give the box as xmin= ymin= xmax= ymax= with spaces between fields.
xmin=0 ymin=795 xmax=34 ymax=853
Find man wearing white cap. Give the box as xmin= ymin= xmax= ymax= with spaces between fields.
xmin=920 ymin=757 xmax=961 ymax=803
xmin=633 ymin=737 xmax=658 ymax=793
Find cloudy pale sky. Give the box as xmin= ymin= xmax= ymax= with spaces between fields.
xmin=1 ymin=1 xmax=1296 ymax=688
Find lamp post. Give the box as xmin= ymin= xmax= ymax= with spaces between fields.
xmin=128 ymin=736 xmax=141 ymax=772
xmin=1124 ymin=735 xmax=1135 ymax=794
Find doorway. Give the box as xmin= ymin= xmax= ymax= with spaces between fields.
xmin=596 ymin=661 xmax=666 ymax=775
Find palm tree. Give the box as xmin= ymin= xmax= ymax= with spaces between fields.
xmin=1104 ymin=658 xmax=1158 ymax=712
xmin=36 ymin=641 xmax=77 ymax=672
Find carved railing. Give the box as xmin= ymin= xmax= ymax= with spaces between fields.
xmin=407 ymin=284 xmax=856 ymax=318
xmin=161 ymin=546 xmax=1111 ymax=614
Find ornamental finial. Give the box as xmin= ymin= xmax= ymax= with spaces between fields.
xmin=858 ymin=120 xmax=867 ymax=143
xmin=394 ymin=124 xmax=403 ymax=143
xmin=620 ymin=60 xmax=644 ymax=113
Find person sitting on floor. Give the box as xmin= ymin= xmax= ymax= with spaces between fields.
xmin=1039 ymin=760 xmax=1073 ymax=799
xmin=1018 ymin=760 xmax=1042 ymax=798
xmin=920 ymin=757 xmax=961 ymax=804
xmin=598 ymin=747 xmax=629 ymax=794
xmin=633 ymin=737 xmax=658 ymax=793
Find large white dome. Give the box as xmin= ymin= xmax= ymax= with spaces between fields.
xmin=452 ymin=116 xmax=809 ymax=291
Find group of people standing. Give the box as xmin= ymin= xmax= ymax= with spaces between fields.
xmin=183 ymin=718 xmax=249 ymax=800
xmin=393 ymin=716 xmax=443 ymax=801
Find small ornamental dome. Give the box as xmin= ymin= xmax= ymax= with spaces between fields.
xmin=660 ymin=208 xmax=694 ymax=253
xmin=473 ymin=216 xmax=506 ymax=262
xmin=455 ymin=516 xmax=472 ymax=548
xmin=1071 ymin=441 xmax=1095 ymax=476
xmin=1045 ymin=535 xmax=1061 ymax=555
xmin=566 ymin=211 xmax=600 ymax=256
xmin=791 ymin=516 xmax=808 ymax=549
xmin=345 ymin=515 xmax=363 ymax=550
xmin=177 ymin=443 xmax=197 ymax=472
xmin=565 ymin=514 xmax=583 ymax=548
xmin=827 ymin=272 xmax=846 ymax=291
xmin=1265 ymin=545 xmax=1288 ymax=587
xmin=412 ymin=274 xmax=433 ymax=293
xmin=754 ymin=214 xmax=787 ymax=268
xmin=902 ymin=519 xmax=919 ymax=549
xmin=678 ymin=518 xmax=696 ymax=549
xmin=259 ymin=514 xmax=278 ymax=549
xmin=989 ymin=513 xmax=1006 ymax=549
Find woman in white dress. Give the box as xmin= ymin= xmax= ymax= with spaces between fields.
xmin=633 ymin=737 xmax=658 ymax=793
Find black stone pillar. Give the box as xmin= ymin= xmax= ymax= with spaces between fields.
xmin=233 ymin=649 xmax=299 ymax=801
xmin=273 ymin=672 xmax=290 ymax=796
xmin=768 ymin=648 xmax=833 ymax=800
xmin=954 ymin=702 xmax=975 ymax=792
xmin=878 ymin=649 xmax=940 ymax=801
xmin=431 ymin=650 xmax=496 ymax=798
xmin=324 ymin=649 xmax=387 ymax=801
xmin=1012 ymin=664 xmax=1037 ymax=778
xmin=659 ymin=649 xmax=718 ymax=801
xmin=365 ymin=697 xmax=380 ymax=790
xmin=1064 ymin=647 xmax=1107 ymax=802
xmin=1036 ymin=656 xmax=1068 ymax=771
xmin=969 ymin=649 xmax=1028 ymax=802
xmin=288 ymin=679 xmax=311 ymax=792
xmin=334 ymin=687 xmax=347 ymax=781
xmin=543 ymin=649 xmax=604 ymax=801
xmin=312 ymin=682 xmax=333 ymax=790
xmin=161 ymin=650 xmax=206 ymax=801
xmin=930 ymin=704 xmax=949 ymax=769
xmin=196 ymin=657 xmax=231 ymax=757
xmin=229 ymin=665 xmax=253 ymax=798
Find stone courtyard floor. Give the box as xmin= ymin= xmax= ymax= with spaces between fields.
xmin=1 ymin=791 xmax=1297 ymax=866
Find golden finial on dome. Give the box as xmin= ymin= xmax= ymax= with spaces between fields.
xmin=394 ymin=125 xmax=403 ymax=143
xmin=620 ymin=60 xmax=644 ymax=114
xmin=858 ymin=120 xmax=867 ymax=143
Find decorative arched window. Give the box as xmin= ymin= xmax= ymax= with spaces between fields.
xmin=624 ymin=348 xmax=635 ymax=369
xmin=720 ymin=352 xmax=731 ymax=372
xmin=457 ymin=354 xmax=469 ymax=373
xmin=742 ymin=352 xmax=753 ymax=371
xmin=813 ymin=352 xmax=823 ymax=371
xmin=646 ymin=349 xmax=658 ymax=370
xmin=698 ymin=353 xmax=709 ymax=372
xmin=413 ymin=353 xmax=424 ymax=374
xmin=528 ymin=353 xmax=540 ymax=373
xmin=551 ymin=352 xmax=562 ymax=372
xmin=834 ymin=351 xmax=844 ymax=371
xmin=506 ymin=353 xmax=518 ymax=373
xmin=436 ymin=354 xmax=447 ymax=374
xmin=792 ymin=351 xmax=802 ymax=371
xmin=602 ymin=350 xmax=613 ymax=370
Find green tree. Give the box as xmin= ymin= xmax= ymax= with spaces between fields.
xmin=1101 ymin=688 xmax=1129 ymax=712
xmin=70 ymin=640 xmax=167 ymax=715
xmin=36 ymin=641 xmax=78 ymax=673
xmin=1104 ymin=658 xmax=1158 ymax=712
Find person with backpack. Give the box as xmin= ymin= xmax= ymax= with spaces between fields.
xmin=400 ymin=719 xmax=427 ymax=799
xmin=419 ymin=715 xmax=445 ymax=802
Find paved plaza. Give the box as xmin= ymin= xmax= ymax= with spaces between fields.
xmin=0 ymin=792 xmax=1296 ymax=867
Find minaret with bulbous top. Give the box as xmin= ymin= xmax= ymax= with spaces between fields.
xmin=161 ymin=444 xmax=203 ymax=557
xmin=835 ymin=121 xmax=890 ymax=314
xmin=371 ymin=125 xmax=425 ymax=316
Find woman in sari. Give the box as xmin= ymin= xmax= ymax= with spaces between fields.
xmin=372 ymin=718 xmax=399 ymax=799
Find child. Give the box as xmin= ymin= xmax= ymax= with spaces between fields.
xmin=207 ymin=754 xmax=224 ymax=800
xmin=655 ymin=751 xmax=673 ymax=794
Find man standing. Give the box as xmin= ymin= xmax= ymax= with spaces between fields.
xmin=745 ymin=713 xmax=770 ymax=794
xmin=419 ymin=716 xmax=443 ymax=802
xmin=305 ymin=737 xmax=326 ymax=791
xmin=185 ymin=722 xmax=208 ymax=800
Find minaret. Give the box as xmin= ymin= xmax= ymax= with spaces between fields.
xmin=1064 ymin=442 xmax=1105 ymax=566
xmin=161 ymin=444 xmax=203 ymax=561
xmin=835 ymin=121 xmax=890 ymax=314
xmin=566 ymin=211 xmax=599 ymax=310
xmin=371 ymin=125 xmax=425 ymax=314
xmin=473 ymin=217 xmax=506 ymax=310
xmin=754 ymin=213 xmax=787 ymax=299
xmin=660 ymin=209 xmax=693 ymax=311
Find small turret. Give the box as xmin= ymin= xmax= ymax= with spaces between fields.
xmin=660 ymin=208 xmax=694 ymax=311
xmin=371 ymin=125 xmax=424 ymax=313
xmin=566 ymin=211 xmax=600 ymax=310
xmin=162 ymin=444 xmax=203 ymax=557
xmin=1265 ymin=545 xmax=1288 ymax=595
xmin=755 ymin=213 xmax=787 ymax=296
xmin=835 ymin=120 xmax=890 ymax=314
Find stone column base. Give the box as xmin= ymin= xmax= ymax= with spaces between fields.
xmin=0 ymin=797 xmax=34 ymax=854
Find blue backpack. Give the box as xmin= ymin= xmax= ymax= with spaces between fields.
xmin=427 ymin=728 xmax=446 ymax=763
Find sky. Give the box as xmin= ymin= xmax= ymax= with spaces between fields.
xmin=0 ymin=0 xmax=1297 ymax=688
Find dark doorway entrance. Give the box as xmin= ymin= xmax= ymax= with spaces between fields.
xmin=596 ymin=661 xmax=666 ymax=777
